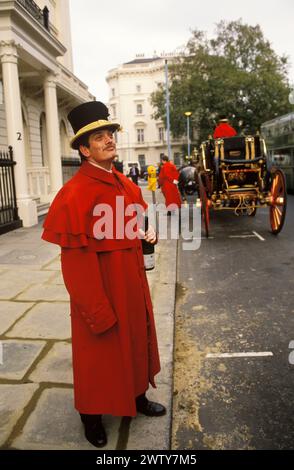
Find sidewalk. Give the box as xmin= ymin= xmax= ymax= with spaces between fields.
xmin=0 ymin=185 xmax=177 ymax=450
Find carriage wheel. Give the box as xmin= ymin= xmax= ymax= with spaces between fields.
xmin=269 ymin=168 xmax=287 ymax=235
xmin=198 ymin=174 xmax=210 ymax=238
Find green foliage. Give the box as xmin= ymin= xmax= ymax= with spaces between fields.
xmin=151 ymin=20 xmax=292 ymax=145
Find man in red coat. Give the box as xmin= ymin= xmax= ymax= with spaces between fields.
xmin=42 ymin=101 xmax=165 ymax=448
xmin=158 ymin=156 xmax=182 ymax=211
xmin=213 ymin=115 xmax=237 ymax=139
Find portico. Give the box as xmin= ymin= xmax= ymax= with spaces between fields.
xmin=0 ymin=1 xmax=94 ymax=229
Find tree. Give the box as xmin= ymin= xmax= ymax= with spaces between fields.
xmin=151 ymin=20 xmax=292 ymax=145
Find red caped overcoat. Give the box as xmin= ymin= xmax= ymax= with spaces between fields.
xmin=158 ymin=161 xmax=181 ymax=208
xmin=213 ymin=123 xmax=237 ymax=139
xmin=42 ymin=161 xmax=160 ymax=416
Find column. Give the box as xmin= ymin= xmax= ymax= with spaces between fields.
xmin=0 ymin=41 xmax=37 ymax=227
xmin=43 ymin=74 xmax=63 ymax=199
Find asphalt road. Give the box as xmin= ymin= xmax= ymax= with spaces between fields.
xmin=173 ymin=195 xmax=294 ymax=450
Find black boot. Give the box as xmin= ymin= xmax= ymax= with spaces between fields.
xmin=80 ymin=413 xmax=107 ymax=448
xmin=136 ymin=394 xmax=166 ymax=417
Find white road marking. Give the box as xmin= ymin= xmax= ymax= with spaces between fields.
xmin=229 ymin=234 xmax=256 ymax=238
xmin=252 ymin=231 xmax=265 ymax=241
xmin=228 ymin=231 xmax=265 ymax=241
xmin=206 ymin=352 xmax=273 ymax=358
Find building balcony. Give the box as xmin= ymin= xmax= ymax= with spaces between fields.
xmin=0 ymin=0 xmax=66 ymax=60
xmin=56 ymin=63 xmax=94 ymax=103
xmin=16 ymin=0 xmax=49 ymax=31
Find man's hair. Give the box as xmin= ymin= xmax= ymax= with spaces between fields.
xmin=76 ymin=133 xmax=90 ymax=160
xmin=162 ymin=155 xmax=169 ymax=162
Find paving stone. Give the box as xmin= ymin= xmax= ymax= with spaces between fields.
xmin=3 ymin=270 xmax=56 ymax=284
xmin=42 ymin=257 xmax=61 ymax=271
xmin=29 ymin=342 xmax=73 ymax=384
xmin=156 ymin=344 xmax=174 ymax=385
xmin=155 ymin=313 xmax=174 ymax=349
xmin=48 ymin=272 xmax=64 ymax=285
xmin=0 ymin=340 xmax=46 ymax=380
xmin=0 ymin=246 xmax=59 ymax=266
xmin=0 ymin=278 xmax=34 ymax=300
xmin=6 ymin=302 xmax=71 ymax=340
xmin=12 ymin=388 xmax=121 ymax=450
xmin=0 ymin=384 xmax=39 ymax=448
xmin=16 ymin=283 xmax=69 ymax=302
xmin=127 ymin=384 xmax=171 ymax=450
xmin=153 ymin=283 xmax=176 ymax=314
xmin=0 ymin=301 xmax=34 ymax=335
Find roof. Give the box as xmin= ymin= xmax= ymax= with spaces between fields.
xmin=124 ymin=57 xmax=162 ymax=65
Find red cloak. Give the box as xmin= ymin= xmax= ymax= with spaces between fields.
xmin=42 ymin=161 xmax=160 ymax=416
xmin=158 ymin=161 xmax=181 ymax=208
xmin=213 ymin=122 xmax=237 ymax=139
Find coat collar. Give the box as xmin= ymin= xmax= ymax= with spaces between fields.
xmin=79 ymin=160 xmax=116 ymax=185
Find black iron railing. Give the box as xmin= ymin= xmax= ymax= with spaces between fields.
xmin=17 ymin=0 xmax=50 ymax=31
xmin=0 ymin=146 xmax=22 ymax=235
xmin=61 ymin=156 xmax=81 ymax=184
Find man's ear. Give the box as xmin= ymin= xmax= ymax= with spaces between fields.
xmin=79 ymin=145 xmax=90 ymax=158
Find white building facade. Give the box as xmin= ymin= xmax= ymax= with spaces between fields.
xmin=106 ymin=55 xmax=184 ymax=172
xmin=0 ymin=0 xmax=93 ymax=231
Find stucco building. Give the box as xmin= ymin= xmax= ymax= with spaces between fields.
xmin=106 ymin=54 xmax=184 ymax=172
xmin=0 ymin=0 xmax=93 ymax=232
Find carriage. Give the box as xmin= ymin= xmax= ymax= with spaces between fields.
xmin=196 ymin=134 xmax=287 ymax=237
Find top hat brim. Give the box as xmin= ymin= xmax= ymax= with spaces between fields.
xmin=70 ymin=119 xmax=121 ymax=149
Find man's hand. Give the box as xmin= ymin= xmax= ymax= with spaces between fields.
xmin=138 ymin=225 xmax=157 ymax=244
xmin=173 ymin=179 xmax=179 ymax=185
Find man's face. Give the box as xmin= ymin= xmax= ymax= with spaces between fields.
xmin=80 ymin=129 xmax=116 ymax=164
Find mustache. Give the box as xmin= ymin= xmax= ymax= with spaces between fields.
xmin=104 ymin=144 xmax=116 ymax=150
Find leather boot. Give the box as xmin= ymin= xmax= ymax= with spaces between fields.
xmin=80 ymin=413 xmax=107 ymax=448
xmin=136 ymin=393 xmax=166 ymax=417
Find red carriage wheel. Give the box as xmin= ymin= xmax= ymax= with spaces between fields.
xmin=197 ymin=174 xmax=210 ymax=238
xmin=269 ymin=168 xmax=287 ymax=234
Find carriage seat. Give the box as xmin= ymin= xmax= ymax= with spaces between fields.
xmin=215 ymin=135 xmax=264 ymax=164
xmin=223 ymin=136 xmax=247 ymax=159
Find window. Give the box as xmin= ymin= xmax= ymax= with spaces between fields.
xmin=136 ymin=84 xmax=141 ymax=93
xmin=137 ymin=128 xmax=144 ymax=143
xmin=138 ymin=154 xmax=146 ymax=167
xmin=111 ymin=88 xmax=115 ymax=97
xmin=136 ymin=103 xmax=143 ymax=115
xmin=158 ymin=127 xmax=164 ymax=141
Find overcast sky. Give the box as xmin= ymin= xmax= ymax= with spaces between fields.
xmin=69 ymin=0 xmax=294 ymax=103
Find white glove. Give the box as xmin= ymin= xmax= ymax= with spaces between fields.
xmin=173 ymin=179 xmax=179 ymax=185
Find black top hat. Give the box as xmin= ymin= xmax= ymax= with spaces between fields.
xmin=218 ymin=114 xmax=228 ymax=122
xmin=67 ymin=101 xmax=121 ymax=149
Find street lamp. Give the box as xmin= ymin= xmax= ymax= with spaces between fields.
xmin=184 ymin=111 xmax=192 ymax=157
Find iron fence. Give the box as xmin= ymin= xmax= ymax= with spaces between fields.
xmin=0 ymin=147 xmax=22 ymax=235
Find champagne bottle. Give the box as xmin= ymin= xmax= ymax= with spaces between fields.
xmin=141 ymin=216 xmax=155 ymax=271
